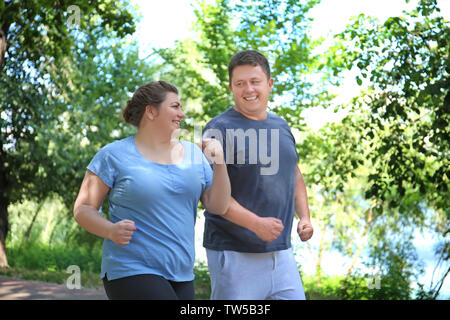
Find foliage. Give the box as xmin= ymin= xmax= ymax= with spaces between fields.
xmin=6 ymin=242 xmax=102 ymax=274
xmin=157 ymin=0 xmax=327 ymax=130
xmin=193 ymin=260 xmax=212 ymax=299
xmin=330 ymin=0 xmax=449 ymax=212
xmin=0 ymin=0 xmax=135 ymax=200
xmin=2 ymin=242 xmax=103 ymax=289
xmin=302 ymin=274 xmax=342 ymax=300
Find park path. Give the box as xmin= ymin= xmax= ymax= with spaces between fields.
xmin=0 ymin=276 xmax=107 ymax=300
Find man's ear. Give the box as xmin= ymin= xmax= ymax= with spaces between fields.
xmin=268 ymin=78 xmax=274 ymax=91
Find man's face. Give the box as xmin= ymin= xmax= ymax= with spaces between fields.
xmin=229 ymin=64 xmax=273 ymax=119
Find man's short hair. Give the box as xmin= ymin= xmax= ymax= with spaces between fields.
xmin=228 ymin=50 xmax=271 ymax=84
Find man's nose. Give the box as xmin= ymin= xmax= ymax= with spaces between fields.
xmin=243 ymin=82 xmax=256 ymax=93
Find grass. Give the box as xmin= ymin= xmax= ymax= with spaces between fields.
xmin=0 ymin=266 xmax=103 ymax=290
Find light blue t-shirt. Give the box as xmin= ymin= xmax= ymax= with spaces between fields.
xmin=87 ymin=136 xmax=213 ymax=282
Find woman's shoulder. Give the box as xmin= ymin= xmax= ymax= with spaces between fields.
xmin=97 ymin=136 xmax=134 ymax=155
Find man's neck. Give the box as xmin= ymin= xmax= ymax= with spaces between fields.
xmin=233 ymin=106 xmax=268 ymax=120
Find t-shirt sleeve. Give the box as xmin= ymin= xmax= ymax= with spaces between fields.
xmin=289 ymin=129 xmax=300 ymax=162
xmin=86 ymin=146 xmax=117 ymax=188
xmin=201 ymin=148 xmax=213 ymax=191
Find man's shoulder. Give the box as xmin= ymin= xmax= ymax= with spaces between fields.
xmin=267 ymin=111 xmax=290 ymax=127
xmin=204 ymin=107 xmax=236 ymax=130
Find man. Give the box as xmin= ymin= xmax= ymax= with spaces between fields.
xmin=202 ymin=50 xmax=314 ymax=300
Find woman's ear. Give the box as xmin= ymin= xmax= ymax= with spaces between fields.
xmin=145 ymin=105 xmax=157 ymax=120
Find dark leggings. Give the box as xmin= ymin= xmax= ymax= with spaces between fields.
xmin=102 ymin=273 xmax=195 ymax=300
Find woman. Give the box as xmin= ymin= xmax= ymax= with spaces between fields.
xmin=73 ymin=80 xmax=230 ymax=300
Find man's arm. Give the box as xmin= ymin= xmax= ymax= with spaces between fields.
xmin=294 ymin=166 xmax=313 ymax=241
xmin=222 ymin=197 xmax=284 ymax=242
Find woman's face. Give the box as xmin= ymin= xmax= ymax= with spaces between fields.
xmin=149 ymin=92 xmax=185 ymax=134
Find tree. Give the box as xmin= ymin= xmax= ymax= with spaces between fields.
xmin=323 ymin=0 xmax=449 ymax=298
xmin=0 ymin=1 xmax=136 ymax=267
xmin=331 ymin=0 xmax=449 ymax=207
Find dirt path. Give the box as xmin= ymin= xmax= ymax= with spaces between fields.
xmin=0 ymin=276 xmax=107 ymax=300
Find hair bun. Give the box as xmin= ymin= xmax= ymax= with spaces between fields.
xmin=122 ymin=99 xmax=134 ymax=124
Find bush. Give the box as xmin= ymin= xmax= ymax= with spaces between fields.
xmin=6 ymin=242 xmax=102 ymax=273
xmin=3 ymin=241 xmax=103 ymax=289
xmin=302 ymin=274 xmax=343 ymax=300
xmin=193 ymin=260 xmax=211 ymax=299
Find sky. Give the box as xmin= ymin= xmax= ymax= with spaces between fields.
xmin=130 ymin=0 xmax=449 ymax=298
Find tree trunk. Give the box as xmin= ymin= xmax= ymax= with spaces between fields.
xmin=23 ymin=202 xmax=43 ymax=246
xmin=0 ymin=138 xmax=9 ymax=267
xmin=0 ymin=183 xmax=9 ymax=268
xmin=0 ymin=22 xmax=10 ymax=72
xmin=315 ymin=226 xmax=326 ymax=282
xmin=345 ymin=205 xmax=374 ymax=279
xmin=433 ymin=267 xmax=450 ymax=299
xmin=0 ymin=22 xmax=10 ymax=266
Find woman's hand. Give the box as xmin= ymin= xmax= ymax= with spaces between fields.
xmin=198 ymin=138 xmax=224 ymax=164
xmin=108 ymin=219 xmax=137 ymax=246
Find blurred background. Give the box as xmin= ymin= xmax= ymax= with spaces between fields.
xmin=0 ymin=0 xmax=448 ymax=299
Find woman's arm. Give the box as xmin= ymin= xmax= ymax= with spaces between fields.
xmin=73 ymin=170 xmax=136 ymax=246
xmin=199 ymin=139 xmax=231 ymax=215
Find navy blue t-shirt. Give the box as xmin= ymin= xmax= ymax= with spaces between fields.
xmin=202 ymin=107 xmax=299 ymax=253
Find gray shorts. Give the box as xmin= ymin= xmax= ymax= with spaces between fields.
xmin=206 ymin=247 xmax=306 ymax=300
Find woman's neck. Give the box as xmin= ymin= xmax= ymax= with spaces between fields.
xmin=134 ymin=126 xmax=175 ymax=151
xmin=134 ymin=127 xmax=183 ymax=164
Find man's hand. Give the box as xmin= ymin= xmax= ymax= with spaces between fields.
xmin=252 ymin=217 xmax=284 ymax=242
xmin=297 ymin=219 xmax=313 ymax=242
